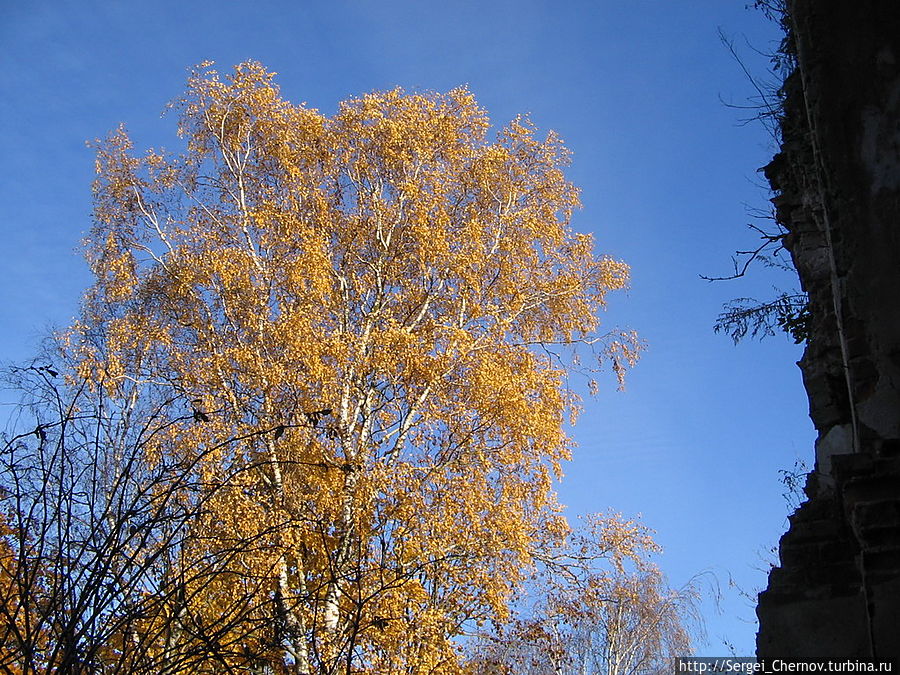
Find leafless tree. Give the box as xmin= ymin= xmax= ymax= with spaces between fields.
xmin=0 ymin=362 xmax=296 ymax=674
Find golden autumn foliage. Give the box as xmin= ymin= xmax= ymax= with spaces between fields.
xmin=1 ymin=364 xmax=284 ymax=673
xmin=62 ymin=60 xmax=639 ymax=673
xmin=0 ymin=511 xmax=30 ymax=674
xmin=467 ymin=514 xmax=704 ymax=675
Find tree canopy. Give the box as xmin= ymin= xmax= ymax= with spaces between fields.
xmin=4 ymin=61 xmax=641 ymax=673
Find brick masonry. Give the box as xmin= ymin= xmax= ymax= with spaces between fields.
xmin=755 ymin=0 xmax=900 ymax=659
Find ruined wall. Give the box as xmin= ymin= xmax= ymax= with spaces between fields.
xmin=756 ymin=0 xmax=900 ymax=659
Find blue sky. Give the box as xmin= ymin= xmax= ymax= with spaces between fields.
xmin=0 ymin=1 xmax=814 ymax=656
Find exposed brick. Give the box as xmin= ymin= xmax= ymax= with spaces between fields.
xmin=756 ymin=0 xmax=900 ymax=660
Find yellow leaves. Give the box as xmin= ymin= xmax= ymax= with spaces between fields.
xmin=73 ymin=61 xmax=638 ymax=673
xmin=475 ymin=513 xmax=701 ymax=674
xmin=595 ymin=254 xmax=631 ymax=292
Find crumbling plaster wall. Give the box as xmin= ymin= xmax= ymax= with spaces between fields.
xmin=756 ymin=0 xmax=900 ymax=659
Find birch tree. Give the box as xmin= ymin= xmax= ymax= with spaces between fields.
xmin=69 ymin=61 xmax=639 ymax=673
xmin=467 ymin=514 xmax=704 ymax=675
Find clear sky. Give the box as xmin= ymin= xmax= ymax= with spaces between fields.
xmin=0 ymin=0 xmax=814 ymax=656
